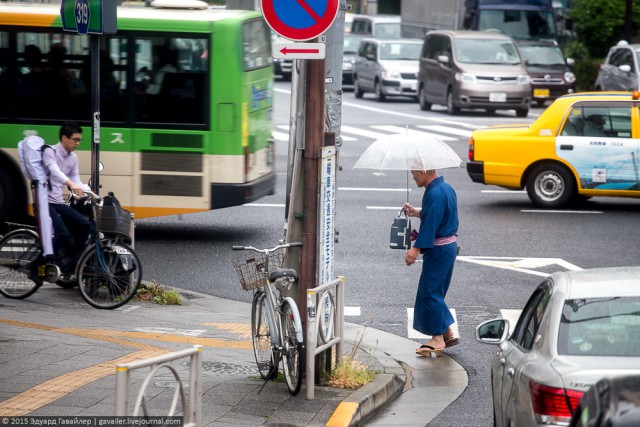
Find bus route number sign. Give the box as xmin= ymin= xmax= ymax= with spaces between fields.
xmin=60 ymin=0 xmax=117 ymax=35
xmin=261 ymin=0 xmax=339 ymax=42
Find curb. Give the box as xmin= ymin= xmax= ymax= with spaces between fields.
xmin=326 ymin=373 xmax=406 ymax=426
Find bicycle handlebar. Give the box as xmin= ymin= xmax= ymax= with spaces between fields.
xmin=231 ymin=242 xmax=302 ymax=253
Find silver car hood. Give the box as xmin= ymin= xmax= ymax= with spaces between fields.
xmin=551 ymin=356 xmax=640 ymax=392
xmin=379 ymin=60 xmax=419 ymax=74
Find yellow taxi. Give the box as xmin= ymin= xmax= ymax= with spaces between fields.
xmin=467 ymin=91 xmax=640 ymax=208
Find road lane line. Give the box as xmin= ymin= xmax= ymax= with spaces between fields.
xmin=341 ymin=125 xmax=391 ymax=139
xmin=417 ymin=125 xmax=475 ymax=137
xmin=521 ymin=210 xmax=603 ymax=214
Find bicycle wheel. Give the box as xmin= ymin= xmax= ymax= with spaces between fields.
xmin=251 ymin=291 xmax=276 ymax=380
xmin=281 ymin=300 xmax=303 ymax=395
xmin=0 ymin=229 xmax=42 ymax=299
xmin=77 ymin=241 xmax=141 ymax=309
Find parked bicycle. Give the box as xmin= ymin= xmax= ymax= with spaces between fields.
xmin=0 ymin=190 xmax=142 ymax=309
xmin=232 ymin=242 xmax=304 ymax=395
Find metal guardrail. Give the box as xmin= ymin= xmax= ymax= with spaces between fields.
xmin=115 ymin=345 xmax=202 ymax=426
xmin=306 ymin=276 xmax=345 ymax=400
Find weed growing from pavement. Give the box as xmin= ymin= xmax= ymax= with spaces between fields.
xmin=323 ymin=328 xmax=379 ymax=390
xmin=136 ymin=281 xmax=182 ymax=305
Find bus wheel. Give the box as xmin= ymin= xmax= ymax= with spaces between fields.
xmin=0 ymin=167 xmax=17 ymax=224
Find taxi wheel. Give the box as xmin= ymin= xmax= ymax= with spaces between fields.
xmin=527 ymin=163 xmax=575 ymax=208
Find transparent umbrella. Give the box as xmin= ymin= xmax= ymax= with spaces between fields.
xmin=353 ymin=130 xmax=464 ymax=202
xmin=353 ymin=131 xmax=463 ymax=171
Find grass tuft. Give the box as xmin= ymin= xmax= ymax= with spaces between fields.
xmin=324 ymin=328 xmax=378 ymax=390
xmin=136 ymin=281 xmax=182 ymax=305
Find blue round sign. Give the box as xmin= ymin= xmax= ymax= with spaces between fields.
xmin=262 ymin=0 xmax=339 ymax=41
xmin=75 ymin=0 xmax=90 ymax=35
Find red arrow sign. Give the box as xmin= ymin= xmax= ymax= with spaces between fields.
xmin=280 ymin=47 xmax=320 ymax=55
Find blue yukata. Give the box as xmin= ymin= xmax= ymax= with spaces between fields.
xmin=412 ymin=176 xmax=459 ymax=336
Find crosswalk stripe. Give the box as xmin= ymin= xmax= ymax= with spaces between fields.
xmin=371 ymin=125 xmax=456 ymax=142
xmin=417 ymin=125 xmax=473 ymax=138
xmin=273 ymin=131 xmax=289 ymax=141
xmin=340 ymin=125 xmax=392 ymax=140
xmin=407 ymin=308 xmax=459 ymax=340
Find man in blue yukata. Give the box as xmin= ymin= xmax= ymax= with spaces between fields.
xmin=403 ymin=168 xmax=459 ymax=357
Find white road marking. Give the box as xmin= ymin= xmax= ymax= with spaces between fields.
xmin=521 ymin=210 xmax=603 ymax=214
xmin=134 ymin=327 xmax=206 ymax=337
xmin=344 ymin=306 xmax=361 ymax=316
xmin=276 ymin=125 xmax=357 ymax=141
xmin=273 ymin=130 xmax=289 ymax=141
xmin=366 ymin=206 xmax=405 ymax=210
xmin=457 ymin=256 xmax=583 ymax=277
xmin=120 ymin=305 xmax=140 ymax=314
xmin=275 ymin=86 xmax=533 ymax=126
xmin=417 ymin=125 xmax=474 ymax=138
xmin=339 ymin=187 xmax=412 ymax=192
xmin=407 ymin=308 xmax=459 ymax=340
xmin=341 ymin=125 xmax=392 ymax=140
xmin=371 ymin=125 xmax=456 ymax=142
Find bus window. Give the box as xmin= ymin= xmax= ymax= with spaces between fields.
xmin=0 ymin=33 xmax=9 ymax=118
xmin=243 ymin=20 xmax=271 ymax=70
xmin=135 ymin=36 xmax=208 ymax=125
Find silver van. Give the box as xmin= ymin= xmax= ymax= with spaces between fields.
xmin=417 ymin=30 xmax=531 ymax=117
xmin=353 ymin=38 xmax=422 ymax=101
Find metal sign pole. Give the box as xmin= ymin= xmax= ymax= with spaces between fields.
xmin=90 ymin=34 xmax=100 ymax=193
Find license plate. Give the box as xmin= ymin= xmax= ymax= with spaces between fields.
xmin=533 ymin=88 xmax=550 ymax=98
xmin=489 ymin=92 xmax=507 ymax=102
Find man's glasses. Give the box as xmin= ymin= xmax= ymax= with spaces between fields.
xmin=68 ymin=137 xmax=82 ymax=143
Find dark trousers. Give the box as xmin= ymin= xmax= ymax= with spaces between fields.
xmin=49 ymin=203 xmax=91 ymax=263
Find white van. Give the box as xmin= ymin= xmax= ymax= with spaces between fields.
xmin=350 ymin=14 xmax=401 ymax=39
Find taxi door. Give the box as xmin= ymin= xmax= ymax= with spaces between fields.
xmin=556 ymin=103 xmax=640 ymax=192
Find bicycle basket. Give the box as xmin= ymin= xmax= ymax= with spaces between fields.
xmin=96 ymin=205 xmax=132 ymax=237
xmin=232 ymin=249 xmax=284 ymax=291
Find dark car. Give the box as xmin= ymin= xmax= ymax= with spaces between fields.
xmin=569 ymin=375 xmax=640 ymax=427
xmin=516 ymin=40 xmax=576 ymax=107
xmin=342 ymin=33 xmax=363 ymax=89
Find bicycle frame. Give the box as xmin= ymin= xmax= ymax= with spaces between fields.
xmin=259 ymin=280 xmax=304 ymax=350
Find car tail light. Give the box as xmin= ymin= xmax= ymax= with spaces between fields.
xmin=468 ymin=137 xmax=475 ymax=161
xmin=529 ymin=381 xmax=584 ymax=425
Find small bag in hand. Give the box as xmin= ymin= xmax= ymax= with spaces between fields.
xmin=389 ymin=208 xmax=411 ymax=250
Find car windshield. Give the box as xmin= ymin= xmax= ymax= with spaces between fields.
xmin=519 ymin=45 xmax=565 ymax=66
xmin=343 ymin=35 xmax=363 ymax=55
xmin=374 ymin=23 xmax=401 ymax=39
xmin=454 ymin=39 xmax=521 ymax=65
xmin=379 ymin=42 xmax=421 ymax=60
xmin=477 ymin=10 xmax=557 ymax=40
xmin=559 ymin=297 xmax=640 ymax=357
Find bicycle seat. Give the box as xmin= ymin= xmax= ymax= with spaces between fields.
xmin=269 ymin=268 xmax=297 ymax=283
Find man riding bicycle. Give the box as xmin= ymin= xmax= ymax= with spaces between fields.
xmin=43 ymin=121 xmax=91 ymax=272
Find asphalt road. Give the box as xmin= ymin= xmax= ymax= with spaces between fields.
xmin=134 ymin=80 xmax=640 ymax=426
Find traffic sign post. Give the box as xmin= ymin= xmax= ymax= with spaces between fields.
xmin=273 ymin=42 xmax=326 ymax=60
xmin=262 ymin=0 xmax=339 ymax=41
xmin=60 ymin=0 xmax=116 ymax=35
xmin=60 ymin=0 xmax=116 ymax=192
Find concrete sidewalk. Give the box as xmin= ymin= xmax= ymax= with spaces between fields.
xmin=0 ymin=283 xmax=467 ymax=425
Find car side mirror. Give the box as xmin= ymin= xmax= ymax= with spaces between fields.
xmin=566 ymin=57 xmax=575 ymax=67
xmin=437 ymin=54 xmax=449 ymax=65
xmin=620 ymin=64 xmax=632 ymax=73
xmin=476 ymin=318 xmax=510 ymax=344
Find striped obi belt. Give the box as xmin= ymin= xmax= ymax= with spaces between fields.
xmin=434 ymin=235 xmax=457 ymax=246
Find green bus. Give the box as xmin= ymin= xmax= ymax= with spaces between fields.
xmin=0 ymin=1 xmax=275 ymax=223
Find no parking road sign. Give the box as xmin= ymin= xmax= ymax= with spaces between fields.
xmin=262 ymin=0 xmax=339 ymax=41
